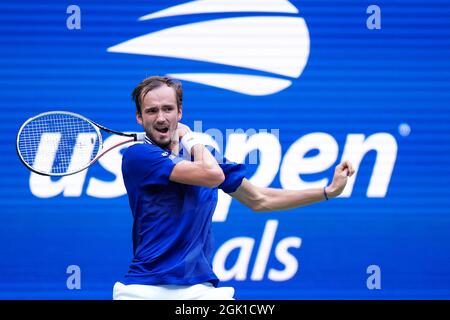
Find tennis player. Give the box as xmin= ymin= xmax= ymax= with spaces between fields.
xmin=113 ymin=76 xmax=355 ymax=300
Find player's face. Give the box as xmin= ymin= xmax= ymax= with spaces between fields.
xmin=137 ymin=85 xmax=181 ymax=148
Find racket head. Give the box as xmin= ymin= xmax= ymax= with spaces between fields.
xmin=16 ymin=111 xmax=103 ymax=176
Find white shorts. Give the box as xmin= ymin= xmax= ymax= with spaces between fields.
xmin=113 ymin=281 xmax=235 ymax=300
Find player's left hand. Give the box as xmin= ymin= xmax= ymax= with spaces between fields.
xmin=326 ymin=160 xmax=355 ymax=198
xmin=170 ymin=123 xmax=191 ymax=155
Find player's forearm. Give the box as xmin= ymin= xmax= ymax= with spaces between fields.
xmin=255 ymin=187 xmax=329 ymax=212
xmin=191 ymin=144 xmax=224 ymax=185
xmin=191 ymin=144 xmax=219 ymax=168
xmin=180 ymin=131 xmax=221 ymax=171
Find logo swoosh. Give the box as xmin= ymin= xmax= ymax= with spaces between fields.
xmin=107 ymin=16 xmax=309 ymax=78
xmin=139 ymin=0 xmax=299 ymax=21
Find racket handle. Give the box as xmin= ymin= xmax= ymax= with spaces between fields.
xmin=135 ymin=132 xmax=146 ymax=142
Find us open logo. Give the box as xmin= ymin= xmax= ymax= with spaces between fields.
xmin=107 ymin=0 xmax=310 ymax=96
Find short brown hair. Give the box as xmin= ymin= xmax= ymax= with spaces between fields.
xmin=132 ymin=76 xmax=183 ymax=115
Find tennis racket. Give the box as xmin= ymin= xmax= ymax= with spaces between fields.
xmin=16 ymin=111 xmax=145 ymax=176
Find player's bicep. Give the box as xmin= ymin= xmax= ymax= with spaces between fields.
xmin=169 ymin=160 xmax=224 ymax=188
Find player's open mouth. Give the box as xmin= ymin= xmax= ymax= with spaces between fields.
xmin=155 ymin=127 xmax=169 ymax=134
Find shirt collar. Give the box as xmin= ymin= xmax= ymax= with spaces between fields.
xmin=144 ymin=135 xmax=173 ymax=152
xmin=144 ymin=136 xmax=154 ymax=145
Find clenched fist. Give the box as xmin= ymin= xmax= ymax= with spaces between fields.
xmin=326 ymin=160 xmax=355 ymax=198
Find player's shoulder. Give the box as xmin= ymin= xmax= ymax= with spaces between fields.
xmin=124 ymin=142 xmax=159 ymax=153
xmin=123 ymin=142 xmax=164 ymax=160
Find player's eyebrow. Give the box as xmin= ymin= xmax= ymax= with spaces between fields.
xmin=144 ymin=103 xmax=175 ymax=109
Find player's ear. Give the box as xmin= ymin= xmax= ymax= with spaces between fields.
xmin=178 ymin=105 xmax=182 ymax=121
xmin=136 ymin=112 xmax=143 ymax=125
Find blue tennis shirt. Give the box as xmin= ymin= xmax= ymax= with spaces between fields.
xmin=121 ymin=137 xmax=246 ymax=287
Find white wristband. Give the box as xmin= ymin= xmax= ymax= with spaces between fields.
xmin=181 ymin=132 xmax=203 ymax=154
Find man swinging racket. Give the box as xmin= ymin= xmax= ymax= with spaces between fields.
xmin=113 ymin=76 xmax=355 ymax=300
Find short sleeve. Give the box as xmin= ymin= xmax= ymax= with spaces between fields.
xmin=219 ymin=159 xmax=246 ymax=193
xmin=209 ymin=148 xmax=246 ymax=193
xmin=122 ymin=144 xmax=183 ymax=187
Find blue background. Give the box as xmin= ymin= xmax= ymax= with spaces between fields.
xmin=1 ymin=0 xmax=450 ymax=299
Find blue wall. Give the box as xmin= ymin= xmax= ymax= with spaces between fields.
xmin=1 ymin=0 xmax=449 ymax=299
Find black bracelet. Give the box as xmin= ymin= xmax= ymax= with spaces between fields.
xmin=323 ymin=186 xmax=329 ymax=200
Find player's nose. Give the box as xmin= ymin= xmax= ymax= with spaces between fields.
xmin=156 ymin=111 xmax=166 ymax=122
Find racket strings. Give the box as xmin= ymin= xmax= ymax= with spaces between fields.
xmin=18 ymin=113 xmax=101 ymax=174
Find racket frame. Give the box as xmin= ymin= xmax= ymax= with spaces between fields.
xmin=16 ymin=111 xmax=144 ymax=176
